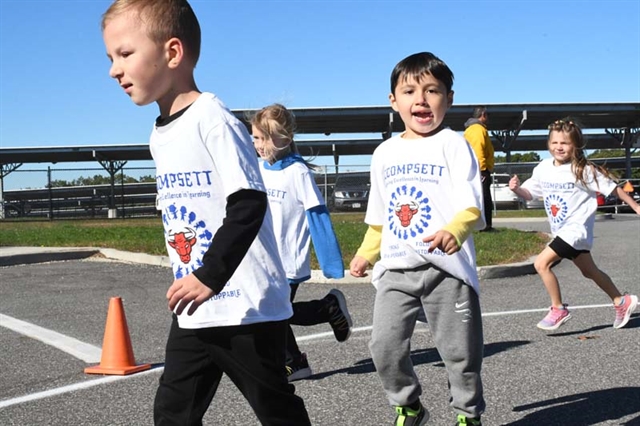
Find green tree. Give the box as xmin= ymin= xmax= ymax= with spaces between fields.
xmin=495 ymin=152 xmax=541 ymax=163
xmin=587 ymin=149 xmax=639 ymax=159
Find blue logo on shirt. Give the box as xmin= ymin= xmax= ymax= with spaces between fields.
xmin=545 ymin=194 xmax=568 ymax=225
xmin=162 ymin=203 xmax=213 ymax=278
xmin=387 ymin=185 xmax=432 ymax=240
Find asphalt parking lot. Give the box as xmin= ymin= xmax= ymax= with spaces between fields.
xmin=1 ymin=215 xmax=639 ymax=425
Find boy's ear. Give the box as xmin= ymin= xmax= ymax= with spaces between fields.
xmin=447 ymin=90 xmax=454 ymax=109
xmin=389 ymin=93 xmax=399 ymax=112
xmin=165 ymin=37 xmax=184 ymax=69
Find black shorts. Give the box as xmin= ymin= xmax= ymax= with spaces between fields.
xmin=548 ymin=236 xmax=589 ymax=260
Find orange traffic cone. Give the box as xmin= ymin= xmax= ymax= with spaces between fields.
xmin=84 ymin=297 xmax=151 ymax=375
xmin=622 ymin=181 xmax=634 ymax=193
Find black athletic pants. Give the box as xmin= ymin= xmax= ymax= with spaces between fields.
xmin=481 ymin=170 xmax=493 ymax=229
xmin=154 ymin=316 xmax=311 ymax=426
xmin=286 ymin=283 xmax=331 ymax=364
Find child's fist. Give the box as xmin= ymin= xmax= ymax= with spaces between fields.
xmin=509 ymin=175 xmax=520 ymax=191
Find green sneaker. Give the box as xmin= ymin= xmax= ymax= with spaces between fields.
xmin=394 ymin=403 xmax=429 ymax=426
xmin=456 ymin=414 xmax=482 ymax=426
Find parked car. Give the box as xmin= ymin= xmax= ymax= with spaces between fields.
xmin=490 ymin=173 xmax=520 ymax=210
xmin=596 ymin=191 xmax=617 ymax=212
xmin=332 ymin=172 xmax=370 ymax=211
xmin=522 ymin=196 xmax=545 ymax=210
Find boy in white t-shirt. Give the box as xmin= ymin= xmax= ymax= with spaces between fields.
xmin=350 ymin=52 xmax=485 ymax=426
xmin=101 ymin=1 xmax=310 ymax=424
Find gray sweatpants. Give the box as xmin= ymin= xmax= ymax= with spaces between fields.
xmin=369 ymin=264 xmax=485 ymax=418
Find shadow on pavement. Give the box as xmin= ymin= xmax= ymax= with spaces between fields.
xmin=510 ymin=387 xmax=640 ymax=425
xmin=310 ymin=340 xmax=530 ymax=379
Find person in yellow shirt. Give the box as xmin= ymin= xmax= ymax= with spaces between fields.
xmin=464 ymin=106 xmax=495 ymax=231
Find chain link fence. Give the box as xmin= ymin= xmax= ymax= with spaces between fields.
xmin=1 ymin=163 xmax=638 ymax=220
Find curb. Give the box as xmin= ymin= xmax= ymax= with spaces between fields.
xmin=0 ymin=247 xmax=100 ymax=267
xmin=0 ymin=247 xmax=538 ymax=281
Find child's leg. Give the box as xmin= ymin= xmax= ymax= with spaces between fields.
xmin=215 ymin=320 xmax=311 ymax=426
xmin=422 ymin=271 xmax=485 ymax=419
xmin=154 ymin=317 xmax=223 ymax=426
xmin=572 ymin=252 xmax=622 ymax=303
xmin=369 ymin=268 xmax=424 ymax=407
xmin=290 ymin=289 xmax=353 ymax=343
xmin=290 ymin=299 xmax=330 ymax=325
xmin=285 ymin=283 xmax=304 ymax=365
xmin=534 ymin=246 xmax=564 ymax=307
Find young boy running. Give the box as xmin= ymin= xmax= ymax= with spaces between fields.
xmin=350 ymin=52 xmax=486 ymax=426
xmin=101 ymin=1 xmax=310 ymax=424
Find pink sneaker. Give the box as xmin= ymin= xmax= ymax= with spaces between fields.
xmin=537 ymin=304 xmax=571 ymax=330
xmin=613 ymin=294 xmax=638 ymax=329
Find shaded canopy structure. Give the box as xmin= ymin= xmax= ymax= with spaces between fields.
xmin=1 ymin=102 xmax=638 ymax=218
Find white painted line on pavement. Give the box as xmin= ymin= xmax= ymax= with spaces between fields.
xmin=481 ymin=303 xmax=612 ymax=317
xmin=0 ymin=366 xmax=163 ymax=409
xmin=298 ymin=304 xmax=615 ymax=339
xmin=0 ymin=313 xmax=102 ymax=363
xmin=0 ymin=302 xmax=619 ymax=409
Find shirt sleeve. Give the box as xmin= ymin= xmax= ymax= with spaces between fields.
xmin=355 ymin=225 xmax=382 ymax=264
xmin=521 ymin=162 xmax=544 ymax=198
xmin=192 ymin=189 xmax=267 ymax=293
xmin=205 ymin=119 xmax=265 ymax=197
xmin=441 ymin=207 xmax=482 ymax=247
xmin=306 ymin=205 xmax=344 ymax=279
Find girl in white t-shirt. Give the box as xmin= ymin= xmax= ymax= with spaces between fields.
xmin=510 ymin=119 xmax=640 ymax=331
xmin=250 ymin=104 xmax=353 ymax=382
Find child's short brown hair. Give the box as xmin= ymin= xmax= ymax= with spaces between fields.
xmin=102 ymin=0 xmax=201 ymax=66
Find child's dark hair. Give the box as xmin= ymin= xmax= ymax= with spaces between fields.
xmin=547 ymin=118 xmax=617 ymax=188
xmin=390 ymin=52 xmax=454 ymax=94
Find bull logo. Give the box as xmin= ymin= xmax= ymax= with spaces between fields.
xmin=168 ymin=227 xmax=197 ymax=264
xmin=395 ymin=200 xmax=420 ymax=227
xmin=544 ymin=194 xmax=567 ymax=225
xmin=387 ymin=185 xmax=432 ymax=240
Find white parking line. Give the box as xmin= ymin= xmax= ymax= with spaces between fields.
xmin=0 ymin=313 xmax=102 ymax=363
xmin=0 ymin=302 xmax=618 ymax=409
xmin=0 ymin=367 xmax=163 ymax=409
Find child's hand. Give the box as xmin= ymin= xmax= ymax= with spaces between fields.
xmin=509 ymin=174 xmax=520 ymax=191
xmin=423 ymin=230 xmax=460 ymax=255
xmin=166 ymin=273 xmax=214 ymax=316
xmin=349 ymin=255 xmax=370 ymax=277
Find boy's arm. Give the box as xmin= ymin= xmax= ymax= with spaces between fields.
xmin=440 ymin=207 xmax=482 ymax=247
xmin=192 ymin=189 xmax=267 ymax=292
xmin=355 ymin=224 xmax=382 ymax=264
xmin=306 ymin=205 xmax=344 ymax=279
xmin=349 ymin=225 xmax=382 ymax=277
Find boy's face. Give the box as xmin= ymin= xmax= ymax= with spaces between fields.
xmin=389 ymin=73 xmax=453 ymax=139
xmin=103 ymin=11 xmax=172 ymax=107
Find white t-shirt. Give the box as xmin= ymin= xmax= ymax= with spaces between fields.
xmin=521 ymin=158 xmax=617 ymax=250
xmin=366 ymin=129 xmax=485 ymax=294
xmin=260 ymin=160 xmax=324 ymax=281
xmin=150 ymin=92 xmax=292 ymax=329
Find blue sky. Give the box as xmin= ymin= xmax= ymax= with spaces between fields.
xmin=1 ymin=0 xmax=639 ymax=190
